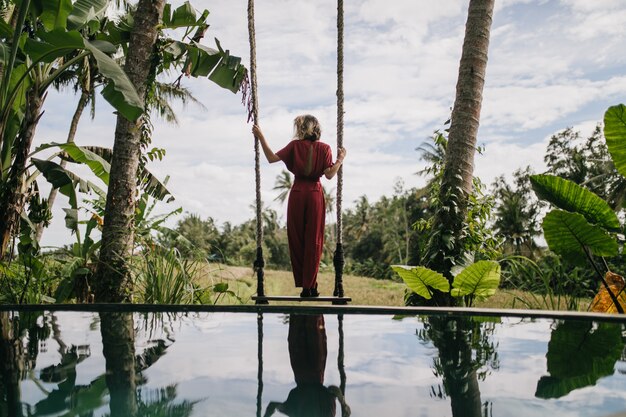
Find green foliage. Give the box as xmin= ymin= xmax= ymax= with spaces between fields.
xmin=393 ymin=260 xmax=500 ymax=307
xmin=450 ymin=260 xmax=500 ymax=299
xmin=604 ymin=104 xmax=626 ymax=178
xmin=135 ymin=247 xmax=207 ymax=304
xmin=542 ymin=210 xmax=617 ymax=263
xmin=391 ymin=265 xmax=449 ymax=300
xmin=491 ymin=167 xmax=543 ymax=257
xmin=535 ymin=321 xmax=623 ymax=398
xmin=500 ymin=255 xmax=595 ymax=310
xmin=530 ymin=104 xmax=626 ymax=313
xmin=530 ymin=174 xmax=619 ymax=230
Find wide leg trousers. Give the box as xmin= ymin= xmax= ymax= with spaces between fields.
xmin=286 ymin=181 xmax=325 ymax=289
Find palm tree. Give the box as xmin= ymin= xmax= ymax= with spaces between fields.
xmin=273 ymin=170 xmax=292 ymax=204
xmin=93 ymin=0 xmax=166 ymax=302
xmin=424 ymin=0 xmax=495 ymax=303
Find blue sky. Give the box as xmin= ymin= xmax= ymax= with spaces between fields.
xmin=36 ymin=0 xmax=626 ymax=247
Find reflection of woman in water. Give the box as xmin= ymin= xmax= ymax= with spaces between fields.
xmin=264 ymin=315 xmax=350 ymax=417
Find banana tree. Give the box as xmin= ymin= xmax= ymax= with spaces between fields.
xmin=529 ymin=104 xmax=626 ymax=313
xmin=94 ymin=1 xmax=248 ymax=302
xmin=0 ymin=0 xmax=144 ymax=258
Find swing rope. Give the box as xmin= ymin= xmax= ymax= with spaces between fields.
xmin=248 ymin=0 xmax=267 ymax=304
xmin=256 ymin=313 xmax=264 ymax=417
xmin=249 ymin=0 xmax=347 ymax=302
xmin=333 ymin=0 xmax=345 ymax=298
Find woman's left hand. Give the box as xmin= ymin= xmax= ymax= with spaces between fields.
xmin=252 ymin=124 xmax=264 ymax=140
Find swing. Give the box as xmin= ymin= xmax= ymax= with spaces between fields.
xmin=248 ymin=0 xmax=351 ymax=305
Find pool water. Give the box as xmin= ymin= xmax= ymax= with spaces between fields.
xmin=0 ymin=309 xmax=625 ymax=417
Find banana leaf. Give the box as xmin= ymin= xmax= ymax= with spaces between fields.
xmin=40 ymin=0 xmax=73 ymax=31
xmin=67 ymin=0 xmax=110 ymax=31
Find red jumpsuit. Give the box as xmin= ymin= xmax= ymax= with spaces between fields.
xmin=276 ymin=139 xmax=333 ymax=289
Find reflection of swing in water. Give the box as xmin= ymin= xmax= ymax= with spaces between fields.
xmin=257 ymin=314 xmax=350 ymax=417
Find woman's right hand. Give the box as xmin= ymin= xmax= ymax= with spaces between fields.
xmin=337 ymin=147 xmax=347 ymax=162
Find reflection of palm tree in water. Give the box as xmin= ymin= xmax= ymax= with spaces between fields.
xmin=264 ymin=315 xmax=350 ymax=417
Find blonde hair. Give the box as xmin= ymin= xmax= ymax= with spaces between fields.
xmin=293 ymin=115 xmax=321 ymax=142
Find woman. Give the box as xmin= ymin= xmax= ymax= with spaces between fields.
xmin=253 ymin=115 xmax=346 ymax=297
xmin=263 ymin=314 xmax=351 ymax=417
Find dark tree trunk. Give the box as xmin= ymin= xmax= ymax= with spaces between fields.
xmin=0 ymin=89 xmax=45 ymax=258
xmin=425 ymin=0 xmax=495 ymax=304
xmin=94 ymin=0 xmax=165 ymax=302
xmin=36 ymin=89 xmax=89 ymax=242
xmin=0 ymin=312 xmax=24 ymax=417
xmin=100 ymin=312 xmax=137 ymax=416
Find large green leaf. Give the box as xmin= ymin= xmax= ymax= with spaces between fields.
xmin=187 ymin=44 xmax=221 ymax=77
xmin=450 ymin=260 xmax=500 ymax=299
xmin=542 ymin=209 xmax=618 ymax=263
xmin=84 ymin=40 xmax=143 ymax=121
xmin=32 ymin=158 xmax=79 ymax=208
xmin=63 ymin=207 xmax=78 ymax=231
xmin=34 ymin=142 xmax=110 ymax=185
xmin=604 ymin=104 xmax=626 ymax=178
xmin=40 ymin=0 xmax=73 ymax=31
xmin=162 ymin=1 xmax=198 ymax=29
xmin=32 ymin=158 xmax=105 ymax=207
xmin=67 ymin=0 xmax=110 ymax=30
xmin=59 ymin=142 xmax=110 ymax=184
xmin=535 ymin=321 xmax=623 ymax=399
xmin=70 ymin=145 xmax=174 ymax=202
xmin=0 ymin=42 xmax=8 ymax=64
xmin=0 ymin=16 xmax=12 ymax=39
xmin=391 ymin=265 xmax=450 ymax=299
xmin=24 ymin=28 xmax=84 ymax=63
xmin=530 ymin=174 xmax=619 ymax=230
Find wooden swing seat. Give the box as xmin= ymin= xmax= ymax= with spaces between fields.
xmin=252 ymin=295 xmax=351 ymax=304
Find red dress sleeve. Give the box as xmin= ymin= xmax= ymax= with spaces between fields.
xmin=323 ymin=144 xmax=333 ymax=172
xmin=276 ymin=140 xmax=296 ymax=173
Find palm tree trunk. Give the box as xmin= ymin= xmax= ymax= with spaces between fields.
xmin=0 ymin=89 xmax=45 ymax=258
xmin=36 ymin=89 xmax=89 ymax=242
xmin=0 ymin=312 xmax=24 ymax=417
xmin=94 ymin=0 xmax=165 ymax=302
xmin=100 ymin=312 xmax=136 ymax=416
xmin=425 ymin=0 xmax=495 ymax=301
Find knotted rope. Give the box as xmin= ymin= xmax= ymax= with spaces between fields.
xmin=333 ymin=0 xmax=345 ymax=299
xmin=248 ymin=0 xmax=267 ymax=303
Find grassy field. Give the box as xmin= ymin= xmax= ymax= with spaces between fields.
xmin=195 ymin=264 xmax=591 ymax=310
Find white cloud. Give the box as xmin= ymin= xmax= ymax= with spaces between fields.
xmin=33 ymin=0 xmax=626 ymax=247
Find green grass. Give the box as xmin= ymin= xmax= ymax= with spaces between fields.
xmin=194 ymin=264 xmax=591 ymax=310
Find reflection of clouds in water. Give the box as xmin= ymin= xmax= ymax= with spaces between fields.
xmin=13 ymin=311 xmax=626 ymax=417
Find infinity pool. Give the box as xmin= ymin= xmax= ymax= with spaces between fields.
xmin=0 ymin=307 xmax=625 ymax=417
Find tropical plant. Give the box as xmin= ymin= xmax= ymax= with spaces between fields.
xmin=535 ymin=320 xmax=623 ymax=398
xmin=404 ymin=127 xmax=501 ymax=305
xmin=392 ymin=260 xmax=501 ymax=307
xmin=95 ymin=1 xmax=248 ymax=302
xmin=499 ymin=255 xmax=590 ymax=311
xmin=0 ymin=0 xmax=146 ymax=258
xmin=491 ymin=167 xmax=543 ymax=257
xmin=424 ymin=0 xmax=495 ymax=299
xmin=529 ymin=104 xmax=626 ymax=313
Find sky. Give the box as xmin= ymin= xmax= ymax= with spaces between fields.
xmin=35 ymin=0 xmax=626 ymax=248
